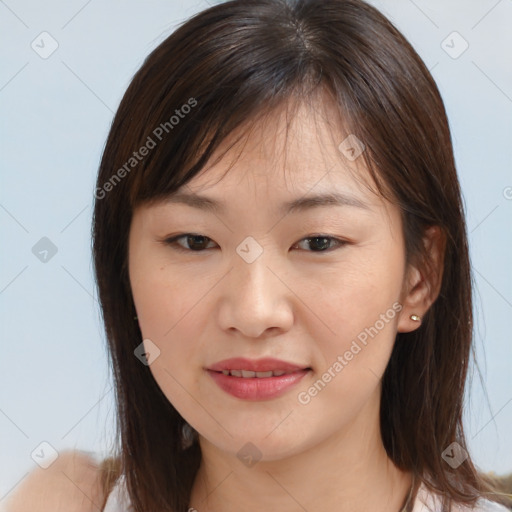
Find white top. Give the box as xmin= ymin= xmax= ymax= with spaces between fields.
xmin=103 ymin=474 xmax=509 ymax=512
xmin=103 ymin=475 xmax=132 ymax=511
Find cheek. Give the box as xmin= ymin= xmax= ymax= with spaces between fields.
xmin=130 ymin=241 xmax=204 ymax=338
xmin=294 ymin=268 xmax=402 ymax=429
xmin=310 ymin=252 xmax=404 ymax=350
xmin=130 ymin=263 xmax=208 ymax=416
xmin=299 ymin=250 xmax=404 ymax=421
xmin=130 ymin=256 xmax=217 ymax=390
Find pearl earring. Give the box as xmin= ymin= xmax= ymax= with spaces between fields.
xmin=410 ymin=314 xmax=421 ymax=322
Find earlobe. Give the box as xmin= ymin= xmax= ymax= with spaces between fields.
xmin=397 ymin=226 xmax=446 ymax=333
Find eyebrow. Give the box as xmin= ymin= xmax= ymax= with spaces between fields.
xmin=163 ymin=191 xmax=370 ymax=215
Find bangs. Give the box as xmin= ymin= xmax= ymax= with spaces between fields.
xmin=129 ymin=83 xmax=385 ymax=211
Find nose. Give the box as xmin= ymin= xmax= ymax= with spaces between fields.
xmin=216 ymin=249 xmax=294 ymax=339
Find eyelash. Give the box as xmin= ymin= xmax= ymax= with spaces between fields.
xmin=161 ymin=233 xmax=348 ymax=254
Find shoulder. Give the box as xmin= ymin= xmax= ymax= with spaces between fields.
xmin=414 ymin=483 xmax=511 ymax=512
xmin=2 ymin=450 xmax=106 ymax=512
xmin=468 ymin=499 xmax=511 ymax=512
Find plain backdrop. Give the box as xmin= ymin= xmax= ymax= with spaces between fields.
xmin=1 ymin=0 xmax=511 ymax=501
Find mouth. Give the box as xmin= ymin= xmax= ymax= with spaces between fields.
xmin=206 ymin=357 xmax=311 ymax=400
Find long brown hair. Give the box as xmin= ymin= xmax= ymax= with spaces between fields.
xmin=92 ymin=1 xmax=506 ymax=510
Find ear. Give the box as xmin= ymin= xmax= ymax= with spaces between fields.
xmin=397 ymin=226 xmax=446 ymax=333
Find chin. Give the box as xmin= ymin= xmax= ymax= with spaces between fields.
xmin=200 ymin=420 xmax=322 ymax=463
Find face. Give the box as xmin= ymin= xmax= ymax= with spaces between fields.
xmin=128 ymin=97 xmax=414 ymax=462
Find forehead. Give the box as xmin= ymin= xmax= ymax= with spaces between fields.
xmin=177 ymin=93 xmax=378 ymax=206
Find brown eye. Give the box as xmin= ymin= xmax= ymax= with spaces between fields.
xmin=294 ymin=236 xmax=346 ymax=252
xmin=164 ymin=233 xmax=216 ymax=252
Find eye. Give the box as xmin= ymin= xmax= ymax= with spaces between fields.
xmin=161 ymin=233 xmax=347 ymax=253
xmin=293 ymin=235 xmax=347 ymax=252
xmin=163 ymin=233 xmax=217 ymax=252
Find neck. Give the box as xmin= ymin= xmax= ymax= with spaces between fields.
xmin=189 ymin=393 xmax=413 ymax=512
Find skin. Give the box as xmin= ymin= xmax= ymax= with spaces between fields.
xmin=128 ymin=93 xmax=444 ymax=512
xmin=3 ymin=451 xmax=105 ymax=512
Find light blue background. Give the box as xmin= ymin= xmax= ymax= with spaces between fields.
xmin=1 ymin=0 xmax=511 ymax=500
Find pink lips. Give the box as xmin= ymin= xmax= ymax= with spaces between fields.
xmin=206 ymin=357 xmax=310 ymax=400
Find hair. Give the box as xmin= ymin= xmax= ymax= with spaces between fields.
xmin=92 ymin=1 xmax=509 ymax=511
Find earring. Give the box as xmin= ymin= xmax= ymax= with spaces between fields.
xmin=410 ymin=314 xmax=421 ymax=322
xmin=181 ymin=421 xmax=198 ymax=450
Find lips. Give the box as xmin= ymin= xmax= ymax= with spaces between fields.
xmin=206 ymin=357 xmax=311 ymax=400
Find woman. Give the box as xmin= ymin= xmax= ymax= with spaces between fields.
xmin=6 ymin=0 xmax=510 ymax=511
